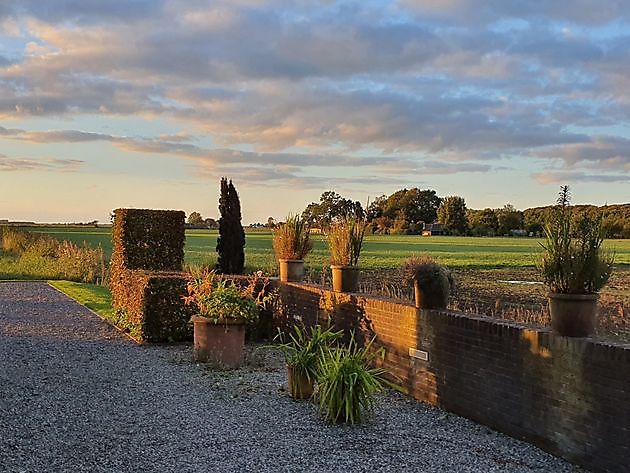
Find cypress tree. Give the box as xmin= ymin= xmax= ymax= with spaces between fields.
xmin=216 ymin=177 xmax=245 ymax=274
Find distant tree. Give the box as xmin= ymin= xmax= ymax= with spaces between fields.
xmin=366 ymin=188 xmax=441 ymax=234
xmin=204 ymin=217 xmax=218 ymax=229
xmin=267 ymin=217 xmax=276 ymax=228
xmin=187 ymin=211 xmax=205 ymax=226
xmin=437 ymin=196 xmax=468 ymax=235
xmin=216 ymin=178 xmax=245 ymax=274
xmin=302 ymin=191 xmax=363 ymax=228
xmin=496 ymin=204 xmax=524 ymax=235
xmin=468 ymin=208 xmax=498 ymax=236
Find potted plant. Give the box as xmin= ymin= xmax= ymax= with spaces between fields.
xmin=317 ymin=336 xmax=387 ymax=424
xmin=402 ymin=255 xmax=454 ymax=309
xmin=272 ymin=214 xmax=313 ymax=282
xmin=183 ymin=269 xmax=259 ymax=367
xmin=273 ymin=325 xmax=343 ymax=400
xmin=328 ymin=218 xmax=366 ymax=292
xmin=540 ymin=186 xmax=614 ymax=337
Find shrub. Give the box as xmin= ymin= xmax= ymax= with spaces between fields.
xmin=402 ymin=254 xmax=453 ymax=309
xmin=272 ymin=214 xmax=313 ymax=260
xmin=317 ymin=336 xmax=386 ymax=425
xmin=110 ymin=208 xmax=190 ymax=342
xmin=216 ymin=178 xmax=245 ymax=274
xmin=327 ymin=218 xmax=367 ymax=267
xmin=540 ymin=186 xmax=614 ymax=294
xmin=111 ymin=208 xmax=185 ymax=272
xmin=183 ymin=268 xmax=271 ymax=325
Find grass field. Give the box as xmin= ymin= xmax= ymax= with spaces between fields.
xmin=22 ymin=226 xmax=630 ymax=270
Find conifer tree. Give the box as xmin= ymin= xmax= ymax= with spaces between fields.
xmin=216 ymin=178 xmax=245 ymax=274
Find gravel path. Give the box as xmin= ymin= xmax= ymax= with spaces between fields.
xmin=0 ymin=282 xmax=579 ymax=473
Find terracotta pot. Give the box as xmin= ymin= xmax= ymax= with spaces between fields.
xmin=278 ymin=259 xmax=305 ymax=282
xmin=548 ymin=293 xmax=598 ymax=337
xmin=287 ymin=364 xmax=314 ymax=400
xmin=330 ymin=265 xmax=360 ymax=293
xmin=413 ymin=280 xmax=449 ymax=309
xmin=192 ymin=316 xmax=246 ymax=367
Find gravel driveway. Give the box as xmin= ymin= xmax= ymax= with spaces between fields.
xmin=0 ymin=282 xmax=579 ymax=473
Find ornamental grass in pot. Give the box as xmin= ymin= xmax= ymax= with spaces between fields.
xmin=327 ymin=218 xmax=367 ymax=293
xmin=540 ymin=186 xmax=614 ymax=337
xmin=272 ymin=214 xmax=313 ymax=282
xmin=183 ymin=269 xmax=259 ymax=367
xmin=273 ymin=325 xmax=343 ymax=400
xmin=402 ymin=255 xmax=454 ymax=309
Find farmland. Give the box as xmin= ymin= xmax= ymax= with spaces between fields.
xmin=21 ymin=226 xmax=630 ymax=270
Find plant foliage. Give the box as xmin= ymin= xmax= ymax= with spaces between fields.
xmin=317 ymin=336 xmax=386 ymax=425
xmin=216 ymin=178 xmax=245 ymax=274
xmin=327 ymin=218 xmax=367 ymax=267
xmin=183 ymin=268 xmax=266 ymax=324
xmin=273 ymin=325 xmax=343 ymax=388
xmin=272 ymin=214 xmax=313 ymax=260
xmin=540 ymin=186 xmax=614 ymax=294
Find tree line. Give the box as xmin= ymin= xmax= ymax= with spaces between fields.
xmin=299 ymin=190 xmax=630 ymax=238
xmin=187 ymin=187 xmax=629 ymax=238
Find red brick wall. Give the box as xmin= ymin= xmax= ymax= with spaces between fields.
xmin=277 ymin=282 xmax=630 ymax=473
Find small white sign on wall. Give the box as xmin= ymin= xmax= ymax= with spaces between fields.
xmin=409 ymin=347 xmax=429 ymax=361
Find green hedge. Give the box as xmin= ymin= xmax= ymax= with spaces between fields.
xmin=110 ymin=209 xmax=190 ymax=342
xmin=111 ymin=208 xmax=185 ymax=272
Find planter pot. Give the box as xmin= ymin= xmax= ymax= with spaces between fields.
xmin=278 ymin=259 xmax=305 ymax=282
xmin=331 ymin=265 xmax=360 ymax=293
xmin=413 ymin=280 xmax=449 ymax=309
xmin=287 ymin=364 xmax=314 ymax=400
xmin=548 ymin=293 xmax=598 ymax=337
xmin=192 ymin=316 xmax=246 ymax=367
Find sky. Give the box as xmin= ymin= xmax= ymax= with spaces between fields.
xmin=0 ymin=0 xmax=629 ymax=224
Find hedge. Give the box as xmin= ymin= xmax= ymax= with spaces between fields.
xmin=110 ymin=209 xmax=190 ymax=342
xmin=111 ymin=208 xmax=185 ymax=272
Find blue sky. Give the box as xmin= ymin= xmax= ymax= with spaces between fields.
xmin=0 ymin=0 xmax=628 ymax=223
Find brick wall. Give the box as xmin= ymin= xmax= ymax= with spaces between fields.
xmin=277 ymin=282 xmax=630 ymax=473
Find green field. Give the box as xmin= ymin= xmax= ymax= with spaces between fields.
xmin=21 ymin=226 xmax=630 ymax=270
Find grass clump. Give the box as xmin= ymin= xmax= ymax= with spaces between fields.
xmin=1 ymin=226 xmax=106 ymax=284
xmin=327 ymin=218 xmax=367 ymax=267
xmin=272 ymin=214 xmax=313 ymax=260
xmin=317 ymin=336 xmax=387 ymax=425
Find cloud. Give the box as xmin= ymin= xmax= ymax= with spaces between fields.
xmin=532 ymin=171 xmax=630 ymax=184
xmin=1 ymin=0 xmax=630 ymax=191
xmin=0 ymin=153 xmax=83 ymax=172
xmin=531 ymin=136 xmax=630 ymax=171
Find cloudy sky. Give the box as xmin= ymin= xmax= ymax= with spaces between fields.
xmin=0 ymin=0 xmax=629 ymax=223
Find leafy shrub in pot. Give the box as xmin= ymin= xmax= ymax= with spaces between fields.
xmin=539 ymin=186 xmax=614 ymax=336
xmin=327 ymin=218 xmax=367 ymax=292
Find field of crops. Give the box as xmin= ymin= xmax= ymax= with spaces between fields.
xmin=22 ymin=226 xmax=630 ymax=270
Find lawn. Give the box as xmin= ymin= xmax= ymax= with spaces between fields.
xmin=22 ymin=226 xmax=630 ymax=270
xmin=48 ymin=280 xmax=113 ymax=319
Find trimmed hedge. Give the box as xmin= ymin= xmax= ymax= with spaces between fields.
xmin=111 ymin=269 xmax=193 ymax=342
xmin=111 ymin=208 xmax=185 ymax=272
xmin=110 ymin=209 xmax=191 ymax=342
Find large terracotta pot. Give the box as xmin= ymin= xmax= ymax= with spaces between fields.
xmin=548 ymin=293 xmax=598 ymax=337
xmin=192 ymin=316 xmax=246 ymax=367
xmin=287 ymin=364 xmax=314 ymax=400
xmin=278 ymin=259 xmax=305 ymax=282
xmin=413 ymin=279 xmax=450 ymax=309
xmin=331 ymin=265 xmax=360 ymax=293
